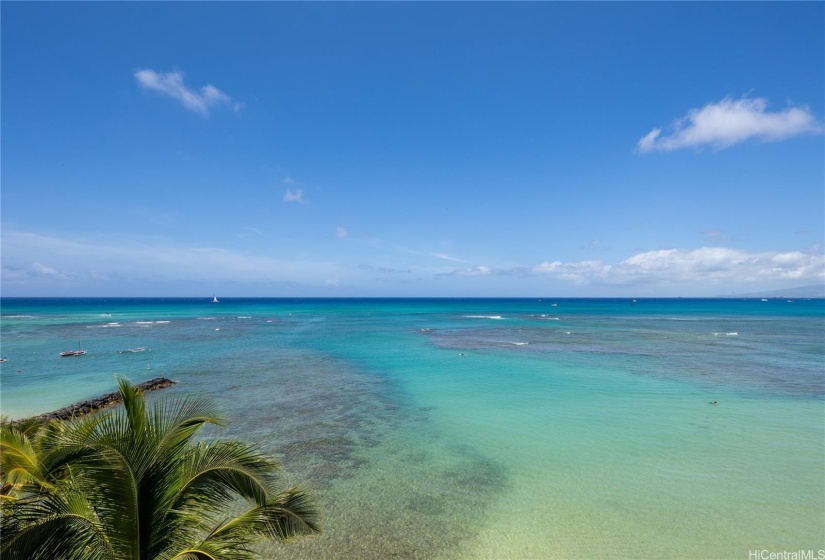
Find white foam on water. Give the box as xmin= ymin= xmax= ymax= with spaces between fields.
xmin=713 ymin=332 xmax=739 ymax=336
xmin=464 ymin=315 xmax=503 ymax=320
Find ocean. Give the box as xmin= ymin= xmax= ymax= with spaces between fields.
xmin=1 ymin=297 xmax=823 ymax=559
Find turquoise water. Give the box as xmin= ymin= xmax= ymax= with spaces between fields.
xmin=1 ymin=298 xmax=823 ymax=558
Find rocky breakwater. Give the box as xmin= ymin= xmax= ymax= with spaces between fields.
xmin=33 ymin=377 xmax=177 ymax=422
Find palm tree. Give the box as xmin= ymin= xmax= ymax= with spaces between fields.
xmin=1 ymin=377 xmax=320 ymax=559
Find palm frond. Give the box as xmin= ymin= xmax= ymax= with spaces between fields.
xmin=151 ymin=394 xmax=223 ymax=466
xmin=1 ymin=478 xmax=115 ymax=560
xmin=168 ymin=551 xmax=220 ymax=560
xmin=117 ymin=376 xmax=147 ymax=439
xmin=204 ymin=486 xmax=321 ymax=546
xmin=1 ymin=378 xmax=320 ymax=559
xmin=171 ymin=441 xmax=281 ymax=511
xmin=258 ymin=487 xmax=322 ymax=541
xmin=0 ymin=424 xmax=52 ymax=496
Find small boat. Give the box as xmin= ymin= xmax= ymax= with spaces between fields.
xmin=118 ymin=347 xmax=147 ymax=354
xmin=0 ymin=357 xmax=7 ymax=363
xmin=60 ymin=350 xmax=87 ymax=357
xmin=212 ymin=294 xmax=219 ymax=303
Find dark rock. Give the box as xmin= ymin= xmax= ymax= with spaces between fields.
xmin=28 ymin=378 xmax=177 ymax=423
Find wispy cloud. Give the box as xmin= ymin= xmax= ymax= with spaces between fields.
xmin=440 ymin=265 xmax=491 ymax=277
xmin=461 ymin=266 xmax=491 ymax=277
xmin=336 ymin=226 xmax=348 ymax=238
xmin=4 ymin=230 xmax=822 ymax=296
xmin=581 ymin=239 xmax=607 ymax=251
xmin=0 ymin=231 xmax=339 ymax=291
xmin=134 ymin=69 xmax=242 ymax=117
xmin=637 ymin=96 xmax=822 ymax=152
xmin=2 ymin=261 xmax=78 ymax=283
xmin=702 ymin=229 xmax=737 ymax=243
xmin=284 ymin=189 xmax=305 ymax=203
xmin=31 ymin=262 xmax=75 ymax=279
xmin=531 ymin=260 xmax=609 ymax=283
xmin=431 ymin=252 xmax=470 ymax=263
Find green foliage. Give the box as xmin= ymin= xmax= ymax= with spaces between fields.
xmin=1 ymin=378 xmax=320 ymax=559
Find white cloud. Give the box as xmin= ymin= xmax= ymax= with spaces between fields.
xmin=284 ymin=189 xmax=305 ymax=203
xmin=336 ymin=227 xmax=348 ymax=238
xmin=134 ymin=69 xmax=242 ymax=117
xmin=637 ymin=96 xmax=823 ymax=152
xmin=532 ymin=247 xmax=825 ymax=286
xmin=282 ymin=177 xmax=295 ymax=185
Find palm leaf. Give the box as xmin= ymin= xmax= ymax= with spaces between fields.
xmin=2 ymin=476 xmax=114 ymax=560
xmin=1 ymin=376 xmax=320 ymax=559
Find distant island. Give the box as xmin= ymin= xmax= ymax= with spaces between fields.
xmin=722 ymin=284 xmax=825 ymax=298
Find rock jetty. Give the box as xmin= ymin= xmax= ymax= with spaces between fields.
xmin=32 ymin=377 xmax=176 ymax=422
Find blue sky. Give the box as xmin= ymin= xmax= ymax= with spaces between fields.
xmin=2 ymin=2 xmax=823 ymax=297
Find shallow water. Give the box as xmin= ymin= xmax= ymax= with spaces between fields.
xmin=2 ymin=298 xmax=823 ymax=558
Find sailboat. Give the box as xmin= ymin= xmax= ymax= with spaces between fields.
xmin=61 ymin=340 xmax=87 ymax=357
xmin=212 ymin=294 xmax=219 ymax=303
